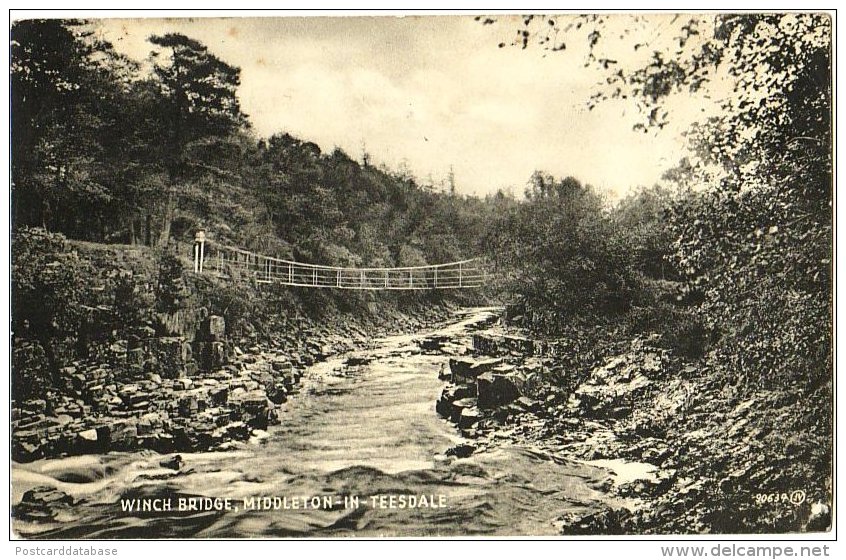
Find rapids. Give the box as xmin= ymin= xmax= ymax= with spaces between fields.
xmin=12 ymin=308 xmax=624 ymax=538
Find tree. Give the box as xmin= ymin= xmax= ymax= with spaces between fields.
xmin=491 ymin=15 xmax=832 ymax=531
xmin=148 ymin=33 xmax=248 ymax=245
xmin=11 ymin=19 xmax=138 ymax=236
xmin=612 ymin=184 xmax=678 ymax=281
xmin=496 ymin=13 xmax=832 ymax=385
xmin=485 ymin=172 xmax=637 ymax=332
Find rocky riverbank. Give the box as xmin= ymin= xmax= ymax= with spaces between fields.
xmin=433 ymin=320 xmax=832 ymax=534
xmin=12 ymin=305 xmax=456 ymax=464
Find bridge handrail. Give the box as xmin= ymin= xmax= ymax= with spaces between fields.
xmin=205 ymin=240 xmax=481 ymax=272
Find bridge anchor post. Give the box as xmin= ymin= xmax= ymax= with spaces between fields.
xmin=194 ymin=229 xmax=206 ymax=273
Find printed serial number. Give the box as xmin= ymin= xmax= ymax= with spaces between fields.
xmin=754 ymin=490 xmax=806 ymax=505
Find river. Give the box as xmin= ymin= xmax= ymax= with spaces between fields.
xmin=12 ymin=307 xmax=621 ymax=538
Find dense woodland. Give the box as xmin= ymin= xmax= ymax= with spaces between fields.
xmin=10 ymin=14 xmax=833 ymax=532
xmin=11 ymin=14 xmax=832 ymax=377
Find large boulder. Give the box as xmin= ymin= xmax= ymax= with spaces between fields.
xmin=270 ymin=359 xmax=294 ymax=375
xmin=14 ymin=486 xmax=76 ymax=522
xmin=209 ymin=386 xmax=229 ymax=406
xmin=96 ymin=419 xmax=138 ymax=450
xmin=472 ymin=333 xmax=536 ymax=357
xmin=231 ymin=390 xmax=272 ymax=430
xmin=477 ymin=370 xmax=525 ymax=408
xmin=502 ymin=335 xmax=535 ymax=356
xmin=420 ymin=335 xmax=450 ymax=352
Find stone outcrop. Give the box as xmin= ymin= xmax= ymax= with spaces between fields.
xmin=11 ymin=315 xmax=300 ymax=462
xmin=472 ymin=332 xmax=578 ymax=358
xmin=13 ymin=305 xmax=456 ymax=464
xmin=437 ymin=317 xmax=584 ymax=431
xmin=572 ymin=352 xmax=660 ymax=419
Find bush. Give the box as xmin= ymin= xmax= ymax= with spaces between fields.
xmin=486 ymin=173 xmax=643 ymax=332
xmin=12 ymin=228 xmax=97 ymax=339
xmin=108 ymin=269 xmax=155 ymax=327
xmin=155 ymin=251 xmax=187 ymax=313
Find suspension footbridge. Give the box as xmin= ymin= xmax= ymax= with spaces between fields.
xmin=192 ymin=236 xmax=487 ymax=290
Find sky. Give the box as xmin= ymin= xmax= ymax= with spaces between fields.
xmin=94 ymin=15 xmax=713 ymax=199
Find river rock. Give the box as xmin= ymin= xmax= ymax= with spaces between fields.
xmin=458 ymin=407 xmax=484 ymax=428
xmin=209 ymin=386 xmax=229 ymax=406
xmin=449 ymin=357 xmax=503 ymax=384
xmin=514 ymin=396 xmax=540 ymax=412
xmin=450 ymin=397 xmax=478 ymax=423
xmin=557 ymin=507 xmax=630 ymax=535
xmin=436 ymin=381 xmax=478 ymax=418
xmin=98 ymin=419 xmax=138 ymax=450
xmin=175 ymin=378 xmax=193 ymax=391
xmin=502 ymin=335 xmax=535 ymax=356
xmin=160 ymin=454 xmax=184 ymax=470
xmin=435 ymin=391 xmax=453 ymax=418
xmin=77 ymin=428 xmax=98 ymax=442
xmin=345 ymin=355 xmax=372 ymax=366
xmin=472 ymin=333 xmax=537 ymax=357
xmin=420 ymin=335 xmax=449 ymax=352
xmin=477 ymin=371 xmax=524 ymax=408
xmin=14 ymin=486 xmax=75 ymax=522
xmin=270 ymin=359 xmax=293 ymax=374
xmin=445 ymin=443 xmax=476 ymax=458
xmin=265 ymin=383 xmax=287 ymax=405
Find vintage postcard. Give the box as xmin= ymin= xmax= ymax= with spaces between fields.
xmin=9 ymin=11 xmax=833 ymax=540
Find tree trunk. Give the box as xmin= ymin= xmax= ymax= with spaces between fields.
xmin=145 ymin=213 xmax=153 ymax=246
xmin=41 ymin=197 xmax=51 ymax=231
xmin=158 ymin=187 xmax=174 ymax=247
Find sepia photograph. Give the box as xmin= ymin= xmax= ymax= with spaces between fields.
xmin=8 ymin=9 xmax=834 ymax=540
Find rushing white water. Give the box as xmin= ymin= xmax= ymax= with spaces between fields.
xmin=12 ymin=307 xmax=624 ymax=538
